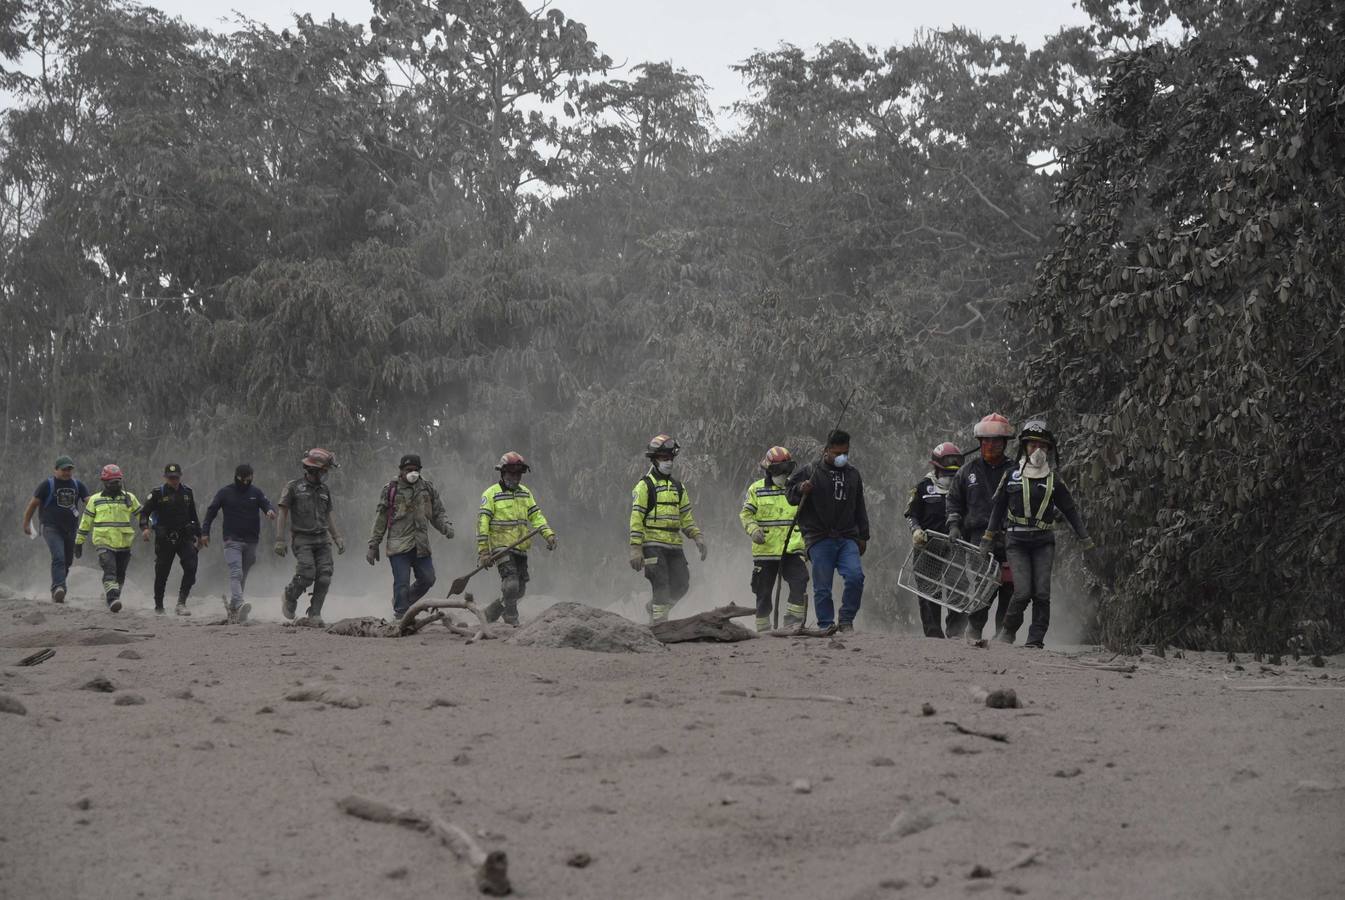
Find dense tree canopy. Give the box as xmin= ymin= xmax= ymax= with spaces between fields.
xmin=1 ymin=0 xmax=1337 ymax=651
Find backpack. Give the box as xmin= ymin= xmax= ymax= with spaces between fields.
xmin=384 ymin=480 xmax=400 ymax=532
xmin=641 ymin=475 xmax=684 ymax=526
xmin=43 ymin=477 xmax=86 ymax=515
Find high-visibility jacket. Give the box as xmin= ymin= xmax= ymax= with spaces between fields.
xmin=739 ymin=477 xmax=804 ymax=559
xmin=629 ymin=469 xmax=701 ymax=549
xmin=477 ymin=482 xmax=554 ymax=554
xmin=76 ymin=490 xmax=143 ymax=550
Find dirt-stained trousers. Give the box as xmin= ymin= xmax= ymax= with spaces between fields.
xmin=1001 ymin=530 xmax=1055 ymax=645
xmin=485 ymin=551 xmax=530 ymax=625
xmin=751 ymin=554 xmax=809 ymax=631
xmin=285 ymin=532 xmax=333 ymax=616
xmin=643 ymin=545 xmax=690 ymax=623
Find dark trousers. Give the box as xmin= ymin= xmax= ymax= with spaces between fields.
xmin=96 ymin=548 xmax=131 ymax=605
xmin=918 ymin=598 xmax=946 ymax=638
xmin=485 ymin=552 xmax=531 ymax=625
xmin=153 ymin=533 xmax=198 ymax=605
xmin=751 ymin=555 xmax=809 ymax=626
xmin=1002 ymin=531 xmax=1056 ymax=645
xmin=286 ymin=533 xmax=334 ymax=616
xmin=642 ymin=545 xmax=690 ymax=622
xmin=43 ymin=526 xmax=76 ymax=592
xmin=389 ymin=551 xmax=437 ymax=618
xmin=946 ymin=528 xmax=1010 ymax=639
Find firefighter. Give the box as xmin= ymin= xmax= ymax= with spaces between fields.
xmin=368 ymin=453 xmax=455 ymax=619
xmin=75 ymin=465 xmax=142 ymax=613
xmin=904 ymin=442 xmax=962 ymax=638
xmin=982 ymin=420 xmax=1093 ymax=648
xmin=275 ymin=448 xmax=344 ymax=624
xmin=475 ymin=451 xmax=555 ymax=626
xmin=138 ymin=463 xmax=202 ymax=616
xmin=629 ymin=434 xmax=706 ymax=624
xmin=945 ymin=412 xmax=1016 ymax=639
xmin=740 ymin=446 xmax=809 ymax=631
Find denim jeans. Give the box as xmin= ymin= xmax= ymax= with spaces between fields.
xmin=43 ymin=526 xmax=75 ymax=592
xmin=388 ymin=551 xmax=437 ymax=617
xmin=807 ymin=537 xmax=864 ymax=627
xmin=223 ymin=540 xmax=258 ymax=609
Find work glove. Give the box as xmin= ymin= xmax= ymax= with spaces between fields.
xmin=74 ymin=543 xmax=83 ymax=560
xmin=546 ymin=533 xmax=558 ymax=551
xmin=334 ymin=538 xmax=345 ymax=555
xmin=274 ymin=540 xmax=287 ymax=558
xmin=749 ymin=526 xmax=767 ymax=544
xmin=978 ymin=537 xmax=993 ymax=555
xmin=478 ymin=549 xmax=495 ymax=568
xmin=912 ymin=528 xmax=928 ymax=547
xmin=948 ymin=524 xmax=963 ymax=543
xmin=628 ymin=546 xmax=644 ymax=571
xmin=366 ymin=544 xmax=380 ymax=566
xmin=695 ymin=538 xmax=708 ymax=562
xmin=442 ymin=523 xmax=455 ymax=540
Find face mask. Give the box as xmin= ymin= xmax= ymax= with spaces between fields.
xmin=306 ymin=468 xmax=325 ymax=483
xmin=1027 ymin=448 xmax=1049 ymax=468
xmin=656 ymin=460 xmax=673 ymax=476
xmin=771 ymin=473 xmax=788 ymax=487
xmin=104 ymin=481 xmax=122 ymax=495
xmin=502 ymin=474 xmax=521 ymax=489
xmin=831 ymin=453 xmax=849 ymax=468
xmin=404 ymin=470 xmax=421 ymax=484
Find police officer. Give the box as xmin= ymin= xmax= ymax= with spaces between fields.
xmin=139 ymin=463 xmax=201 ymax=616
xmin=945 ymin=413 xmax=1016 ymax=640
xmin=740 ymin=446 xmax=809 ymax=631
xmin=983 ymin=420 xmax=1093 ymax=647
xmin=275 ymin=448 xmax=344 ymax=624
xmin=903 ymin=442 xmax=962 ymax=638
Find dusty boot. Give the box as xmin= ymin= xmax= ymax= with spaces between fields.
xmin=52 ymin=586 xmax=66 ymax=604
xmin=281 ymin=587 xmax=298 ymax=620
xmin=175 ymin=601 xmax=191 ymax=617
xmin=107 ymin=586 xmax=122 ymax=613
xmin=502 ymin=599 xmax=520 ymax=627
xmin=305 ymin=603 xmax=324 ymax=627
xmin=756 ymin=616 xmax=771 ymax=633
xmin=483 ymin=599 xmax=505 ymax=623
xmin=236 ymin=602 xmax=251 ymax=624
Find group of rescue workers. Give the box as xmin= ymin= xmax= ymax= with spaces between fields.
xmin=19 ymin=412 xmax=1091 ymax=645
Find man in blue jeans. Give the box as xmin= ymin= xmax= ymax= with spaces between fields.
xmin=201 ymin=464 xmax=278 ymax=623
xmin=367 ymin=454 xmax=454 ymax=619
xmin=22 ymin=456 xmax=91 ymax=604
xmin=786 ymin=430 xmax=869 ymax=631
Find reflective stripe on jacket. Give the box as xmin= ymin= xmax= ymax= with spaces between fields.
xmin=76 ymin=491 xmax=142 ymax=549
xmin=629 ymin=470 xmax=700 ymax=548
xmin=477 ymin=482 xmax=553 ymax=554
xmin=739 ymin=477 xmax=804 ymax=559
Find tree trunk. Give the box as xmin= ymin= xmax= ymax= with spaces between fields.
xmin=650 ymin=604 xmax=758 ymax=643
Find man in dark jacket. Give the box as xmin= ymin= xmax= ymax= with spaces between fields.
xmin=201 ymin=464 xmax=277 ymax=623
xmin=139 ymin=463 xmax=201 ymax=616
xmin=945 ymin=413 xmax=1015 ymax=639
xmin=786 ymin=430 xmax=869 ymax=632
xmin=904 ymin=442 xmax=962 ymax=638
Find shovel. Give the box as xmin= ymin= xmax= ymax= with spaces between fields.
xmin=446 ymin=527 xmax=544 ymax=597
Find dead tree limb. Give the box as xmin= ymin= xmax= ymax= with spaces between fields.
xmin=399 ymin=595 xmax=498 ymax=641
xmin=1224 ymin=684 xmax=1345 ymax=693
xmin=943 ymin=721 xmax=1010 ymax=743
xmin=17 ymin=648 xmax=55 ymax=666
xmin=651 ymin=604 xmax=757 ymax=643
xmin=337 ymin=794 xmax=510 ymax=895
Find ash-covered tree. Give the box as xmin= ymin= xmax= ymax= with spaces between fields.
xmin=1026 ymin=0 xmax=1345 ymax=653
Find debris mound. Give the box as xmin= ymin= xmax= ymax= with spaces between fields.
xmin=508 ymin=602 xmax=665 ymax=653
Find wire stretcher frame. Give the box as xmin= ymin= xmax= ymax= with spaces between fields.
xmin=897 ymin=531 xmax=1000 ymax=614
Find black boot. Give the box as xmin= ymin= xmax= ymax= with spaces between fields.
xmin=484 ymin=599 xmax=504 ymax=623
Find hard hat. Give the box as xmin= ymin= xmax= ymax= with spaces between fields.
xmin=973 ymin=413 xmax=1014 ymax=439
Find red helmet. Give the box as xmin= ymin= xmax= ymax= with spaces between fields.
xmin=645 ymin=434 xmax=680 ymax=459
xmin=99 ymin=464 xmax=124 ymax=482
xmin=973 ymin=413 xmax=1014 ymax=439
xmin=495 ymin=451 xmax=530 ymax=473
xmin=301 ymin=447 xmax=337 ymax=469
xmin=760 ymin=445 xmax=795 ymax=476
xmin=931 ymin=442 xmax=962 ymax=472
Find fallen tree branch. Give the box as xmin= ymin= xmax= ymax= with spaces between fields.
xmin=17 ymin=648 xmax=55 ymax=666
xmin=337 ymin=794 xmax=510 ymax=895
xmin=751 ymin=692 xmax=852 ymax=704
xmin=398 ymin=595 xmax=498 ymax=641
xmin=1223 ymin=684 xmax=1345 ymax=693
xmin=1033 ymin=661 xmax=1138 ymax=673
xmin=943 ymin=721 xmax=1010 ymax=743
xmin=651 ymin=604 xmax=757 ymax=643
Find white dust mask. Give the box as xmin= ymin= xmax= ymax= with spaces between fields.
xmin=404 ymin=470 xmax=421 ymax=483
xmin=656 ymin=460 xmax=673 ymax=476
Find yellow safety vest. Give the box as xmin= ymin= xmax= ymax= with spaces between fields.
xmin=477 ymin=482 xmax=553 ymax=553
xmin=739 ymin=477 xmax=804 ymax=558
xmin=76 ymin=491 xmax=143 ymax=549
xmin=629 ymin=470 xmax=700 ymax=548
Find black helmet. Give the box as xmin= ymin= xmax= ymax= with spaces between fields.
xmin=645 ymin=434 xmax=680 ymax=459
xmin=1017 ymin=419 xmax=1056 ymax=448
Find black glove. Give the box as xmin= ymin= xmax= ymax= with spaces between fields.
xmin=948 ymin=525 xmax=962 ymax=543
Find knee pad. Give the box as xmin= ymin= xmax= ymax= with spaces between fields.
xmin=313 ymin=574 xmax=332 ymax=592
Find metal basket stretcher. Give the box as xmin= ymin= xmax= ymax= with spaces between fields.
xmin=897 ymin=531 xmax=1000 ymax=614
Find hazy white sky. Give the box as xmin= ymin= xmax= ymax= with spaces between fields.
xmin=160 ymin=0 xmax=1090 ymax=114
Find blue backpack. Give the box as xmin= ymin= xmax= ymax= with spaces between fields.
xmin=43 ymin=477 xmax=86 ymax=516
